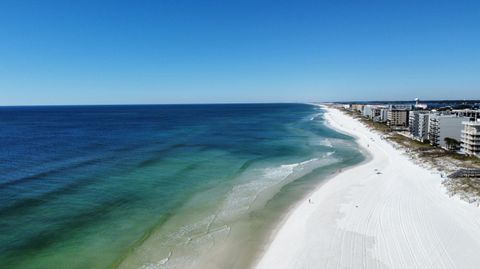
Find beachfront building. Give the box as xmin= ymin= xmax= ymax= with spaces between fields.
xmin=363 ymin=105 xmax=388 ymax=122
xmin=461 ymin=120 xmax=480 ymax=157
xmin=362 ymin=105 xmax=375 ymax=118
xmin=428 ymin=115 xmax=469 ymax=149
xmin=362 ymin=105 xmax=372 ymax=118
xmin=387 ymin=109 xmax=409 ymax=128
xmin=409 ymin=111 xmax=420 ymax=136
xmin=351 ymin=104 xmax=365 ymax=114
xmin=378 ymin=108 xmax=389 ymax=123
xmin=409 ymin=111 xmax=430 ymax=142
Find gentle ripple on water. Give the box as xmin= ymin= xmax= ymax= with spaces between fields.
xmin=0 ymin=104 xmax=364 ymax=269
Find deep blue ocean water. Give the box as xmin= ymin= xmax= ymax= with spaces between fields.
xmin=0 ymin=104 xmax=363 ymax=269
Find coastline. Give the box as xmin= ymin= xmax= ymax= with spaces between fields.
xmin=255 ymin=105 xmax=480 ymax=269
xmin=112 ymin=104 xmax=364 ymax=269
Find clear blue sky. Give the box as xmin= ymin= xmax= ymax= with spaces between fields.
xmin=0 ymin=0 xmax=479 ymax=105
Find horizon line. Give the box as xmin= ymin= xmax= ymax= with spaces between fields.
xmin=0 ymin=99 xmax=479 ymax=107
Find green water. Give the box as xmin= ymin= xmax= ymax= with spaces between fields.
xmin=0 ymin=104 xmax=364 ymax=269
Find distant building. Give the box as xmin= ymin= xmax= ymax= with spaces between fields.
xmin=374 ymin=107 xmax=389 ymax=122
xmin=378 ymin=108 xmax=389 ymax=123
xmin=452 ymin=109 xmax=480 ymax=121
xmin=387 ymin=109 xmax=409 ymax=128
xmin=409 ymin=111 xmax=430 ymax=142
xmin=414 ymin=103 xmax=428 ymax=110
xmin=413 ymin=98 xmax=428 ymax=110
xmin=362 ymin=105 xmax=374 ymax=118
xmin=461 ymin=120 xmax=480 ymax=157
xmin=409 ymin=111 xmax=420 ymax=136
xmin=428 ymin=115 xmax=469 ymax=149
xmin=388 ymin=104 xmax=414 ymax=110
xmin=418 ymin=113 xmax=430 ymax=142
xmin=363 ymin=105 xmax=388 ymax=122
xmin=351 ymin=104 xmax=365 ymax=114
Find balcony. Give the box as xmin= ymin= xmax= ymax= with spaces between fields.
xmin=461 ymin=135 xmax=480 ymax=142
xmin=462 ymin=130 xmax=480 ymax=135
xmin=462 ymin=145 xmax=480 ymax=151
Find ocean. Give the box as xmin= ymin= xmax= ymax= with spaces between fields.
xmin=0 ymin=103 xmax=364 ymax=269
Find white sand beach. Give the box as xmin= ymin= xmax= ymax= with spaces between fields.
xmin=255 ymin=106 xmax=480 ymax=269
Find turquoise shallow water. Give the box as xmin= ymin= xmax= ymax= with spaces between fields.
xmin=0 ymin=104 xmax=364 ymax=269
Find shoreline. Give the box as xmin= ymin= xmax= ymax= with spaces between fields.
xmin=249 ymin=152 xmax=369 ymax=268
xmin=248 ymin=104 xmax=373 ymax=268
xmin=255 ymin=106 xmax=480 ymax=269
xmin=114 ymin=104 xmax=364 ymax=269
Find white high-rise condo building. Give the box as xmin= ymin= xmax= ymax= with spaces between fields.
xmin=363 ymin=105 xmax=388 ymax=122
xmin=409 ymin=111 xmax=430 ymax=142
xmin=461 ymin=120 xmax=480 ymax=157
